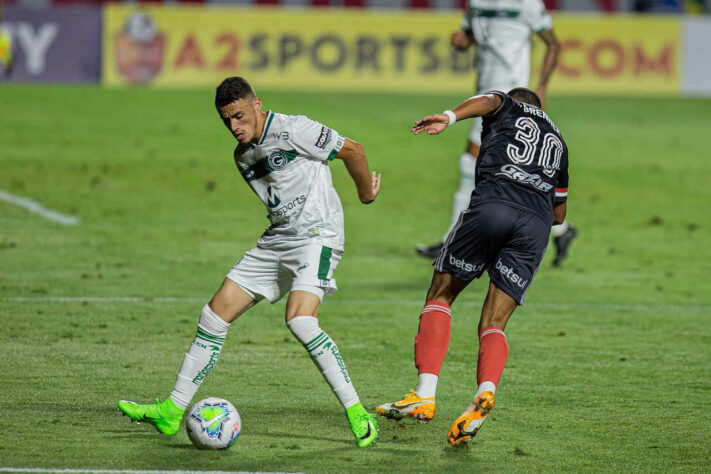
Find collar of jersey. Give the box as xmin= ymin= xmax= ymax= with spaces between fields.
xmin=258 ymin=111 xmax=274 ymax=146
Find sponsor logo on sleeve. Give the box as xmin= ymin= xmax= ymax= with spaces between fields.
xmin=315 ymin=126 xmax=333 ymax=149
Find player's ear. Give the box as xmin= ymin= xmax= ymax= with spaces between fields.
xmin=253 ymin=97 xmax=262 ymax=112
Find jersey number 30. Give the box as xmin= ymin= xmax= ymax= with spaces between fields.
xmin=506 ymin=117 xmax=563 ymax=177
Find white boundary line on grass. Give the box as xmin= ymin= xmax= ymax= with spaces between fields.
xmin=0 ymin=189 xmax=80 ymax=226
xmin=1 ymin=296 xmax=709 ymax=312
xmin=0 ymin=470 xmax=297 ymax=474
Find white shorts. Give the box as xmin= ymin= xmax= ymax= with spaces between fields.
xmin=226 ymin=244 xmax=342 ymax=304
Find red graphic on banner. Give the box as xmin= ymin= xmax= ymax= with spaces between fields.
xmin=115 ymin=12 xmax=165 ymax=84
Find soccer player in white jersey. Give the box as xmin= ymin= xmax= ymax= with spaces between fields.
xmin=118 ymin=77 xmax=382 ymax=448
xmin=415 ymin=0 xmax=577 ymax=265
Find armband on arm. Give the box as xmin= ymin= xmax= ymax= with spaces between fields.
xmin=443 ymin=110 xmax=457 ymax=127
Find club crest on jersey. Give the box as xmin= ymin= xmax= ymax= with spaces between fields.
xmin=267 ymin=151 xmax=288 ymax=171
xmin=496 ymin=164 xmax=553 ymax=192
xmin=266 ymin=186 xmax=281 ymax=208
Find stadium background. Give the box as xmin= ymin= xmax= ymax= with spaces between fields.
xmin=1 ymin=0 xmax=711 ymax=472
xmin=1 ymin=0 xmax=711 ymax=94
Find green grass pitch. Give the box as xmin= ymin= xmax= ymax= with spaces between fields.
xmin=1 ymin=86 xmax=710 ymax=472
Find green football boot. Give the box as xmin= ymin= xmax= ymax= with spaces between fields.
xmin=346 ymin=402 xmax=379 ymax=448
xmin=117 ymin=398 xmax=185 ymax=435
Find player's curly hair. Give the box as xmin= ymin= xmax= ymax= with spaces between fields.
xmin=215 ymin=77 xmax=256 ymax=108
xmin=508 ymin=87 xmax=542 ymax=108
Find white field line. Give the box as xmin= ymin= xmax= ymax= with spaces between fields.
xmin=0 ymin=189 xmax=80 ymax=226
xmin=1 ymin=296 xmax=709 ymax=312
xmin=0 ymin=470 xmax=297 ymax=474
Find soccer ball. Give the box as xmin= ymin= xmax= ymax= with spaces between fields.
xmin=186 ymin=397 xmax=241 ymax=450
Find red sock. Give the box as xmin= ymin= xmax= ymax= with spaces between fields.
xmin=414 ymin=301 xmax=451 ymax=376
xmin=476 ymin=327 xmax=509 ymax=386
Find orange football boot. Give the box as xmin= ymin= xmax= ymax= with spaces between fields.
xmin=376 ymin=389 xmax=436 ymax=421
xmin=447 ymin=391 xmax=495 ymax=446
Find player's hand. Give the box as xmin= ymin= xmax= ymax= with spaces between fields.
xmin=362 ymin=171 xmax=381 ymax=204
xmin=412 ymin=114 xmax=449 ymax=136
xmin=450 ymin=30 xmax=472 ymax=50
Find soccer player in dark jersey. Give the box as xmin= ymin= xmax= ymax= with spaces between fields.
xmin=377 ymin=87 xmax=569 ymax=446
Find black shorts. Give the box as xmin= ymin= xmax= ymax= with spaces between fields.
xmin=434 ymin=201 xmax=550 ymax=305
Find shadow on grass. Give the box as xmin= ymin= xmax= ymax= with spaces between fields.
xmin=250 ymin=430 xmax=352 ymax=446
xmin=249 ymin=430 xmax=425 ymax=455
xmin=108 ymin=432 xmax=168 ymax=439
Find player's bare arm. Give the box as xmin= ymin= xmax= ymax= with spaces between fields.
xmin=450 ymin=29 xmax=474 ymax=50
xmin=553 ymin=201 xmax=567 ymax=225
xmin=535 ymin=29 xmax=561 ymax=109
xmin=411 ymin=93 xmax=503 ymax=136
xmin=335 ymin=138 xmax=381 ymax=204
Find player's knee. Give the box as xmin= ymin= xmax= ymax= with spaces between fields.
xmin=284 ymin=287 xmax=322 ymax=322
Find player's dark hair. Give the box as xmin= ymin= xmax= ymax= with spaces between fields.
xmin=508 ymin=87 xmax=542 ymax=108
xmin=215 ymin=77 xmax=256 ymax=108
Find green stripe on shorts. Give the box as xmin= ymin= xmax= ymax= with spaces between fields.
xmin=318 ymin=246 xmax=333 ymax=280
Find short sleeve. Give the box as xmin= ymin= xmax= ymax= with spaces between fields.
xmin=287 ymin=116 xmax=345 ymax=162
xmin=522 ymin=0 xmax=553 ymax=34
xmin=484 ymin=90 xmax=510 ymax=116
xmin=554 ymin=148 xmax=569 ymax=204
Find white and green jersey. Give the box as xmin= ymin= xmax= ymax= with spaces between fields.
xmin=462 ymin=0 xmax=553 ymax=91
xmin=234 ymin=111 xmax=346 ymax=251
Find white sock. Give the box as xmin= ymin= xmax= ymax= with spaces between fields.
xmin=551 ymin=221 xmax=569 ymax=237
xmin=416 ymin=373 xmax=438 ymax=398
xmin=169 ymin=304 xmax=230 ymax=410
xmin=474 ymin=381 xmax=497 ymax=400
xmin=287 ymin=316 xmax=359 ymax=409
xmin=446 ymin=152 xmax=476 ymax=238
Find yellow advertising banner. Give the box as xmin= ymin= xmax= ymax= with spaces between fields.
xmin=103 ymin=6 xmax=681 ymax=95
xmin=533 ymin=16 xmax=680 ymax=95
xmin=103 ymin=6 xmax=475 ymax=92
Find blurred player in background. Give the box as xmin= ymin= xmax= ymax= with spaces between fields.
xmin=415 ymin=0 xmax=577 ymax=266
xmin=118 ymin=76 xmax=382 ymax=448
xmin=379 ymin=88 xmax=569 ymax=446
xmin=0 ymin=0 xmax=14 ymax=75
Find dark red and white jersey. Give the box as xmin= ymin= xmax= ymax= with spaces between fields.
xmin=473 ymin=91 xmax=569 ymax=224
